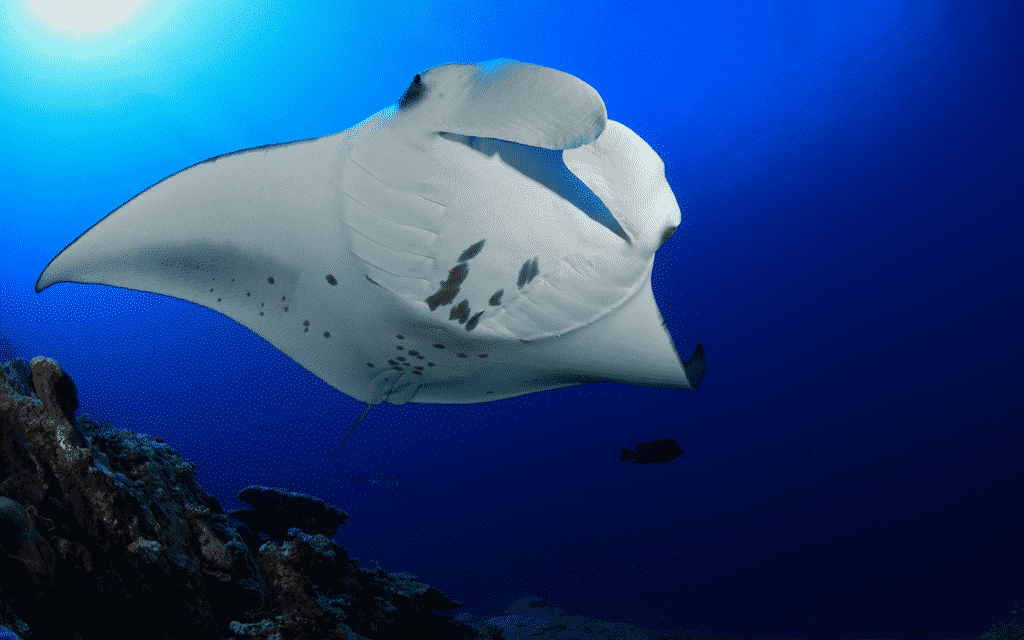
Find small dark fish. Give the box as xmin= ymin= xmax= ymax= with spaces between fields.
xmin=331 ymin=475 xmax=424 ymax=489
xmin=621 ymin=438 xmax=684 ymax=464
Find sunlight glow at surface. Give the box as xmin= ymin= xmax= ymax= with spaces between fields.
xmin=25 ymin=0 xmax=146 ymax=34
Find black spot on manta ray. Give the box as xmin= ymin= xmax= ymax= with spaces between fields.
xmin=489 ymin=290 xmax=503 ymax=306
xmin=247 ymin=292 xmax=250 ymax=296
xmin=218 ymin=298 xmax=222 ymax=302
xmin=457 ymin=353 xmax=467 ymax=358
xmin=396 ymin=345 xmax=404 ymax=350
xmin=268 ymin=277 xmax=275 ymax=284
xmin=425 ymin=263 xmax=468 ymax=310
xmin=367 ymin=363 xmax=374 ymax=367
xmin=450 ymin=300 xmax=470 ymax=323
xmin=411 ymin=370 xmax=422 ymax=375
xmin=324 ymin=331 xmax=330 ymax=338
xmin=428 ymin=362 xmax=436 ymax=366
xmin=516 ymin=257 xmax=540 ymax=289
xmin=209 ymin=288 xmax=213 ymax=292
xmin=396 ymin=334 xmax=404 ymax=339
xmin=284 ymin=307 xmax=288 ymax=312
xmin=326 ymin=274 xmax=338 ymax=285
xmin=433 ymin=344 xmax=445 ymax=349
xmin=457 ymin=239 xmax=486 ymax=262
xmin=424 ymin=240 xmax=483 ymax=312
xmin=408 ymin=350 xmax=419 ymax=356
xmin=466 ymin=311 xmax=485 ymax=331
xmin=304 ymin=320 xmax=310 ymax=326
xmin=398 ymin=73 xmax=425 ymax=109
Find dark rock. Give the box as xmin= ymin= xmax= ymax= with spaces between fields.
xmin=0 ymin=356 xmax=486 ymax=639
xmin=229 ymin=485 xmax=348 ymax=541
xmin=0 ymin=496 xmax=56 ymax=599
xmin=28 ymin=356 xmax=78 ymax=421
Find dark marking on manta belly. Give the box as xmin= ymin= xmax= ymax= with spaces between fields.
xmin=268 ymin=277 xmax=275 ymax=284
xmin=424 ymin=240 xmax=490 ymax=330
xmin=489 ymin=290 xmax=503 ymax=306
xmin=450 ymin=300 xmax=470 ymax=323
xmin=466 ymin=311 xmax=485 ymax=331
xmin=516 ymin=257 xmax=540 ymax=289
xmin=457 ymin=239 xmax=485 ymax=262
xmin=426 ymin=263 xmax=468 ymax=310
xmin=326 ymin=274 xmax=338 ymax=285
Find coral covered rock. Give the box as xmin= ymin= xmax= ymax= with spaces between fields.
xmin=0 ymin=357 xmax=479 ymax=640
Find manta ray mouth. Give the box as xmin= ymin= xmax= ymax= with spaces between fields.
xmin=438 ymin=132 xmax=632 ymax=245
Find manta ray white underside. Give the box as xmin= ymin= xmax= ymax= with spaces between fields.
xmin=36 ymin=58 xmax=705 ymax=408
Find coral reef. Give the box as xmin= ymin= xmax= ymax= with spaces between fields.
xmin=0 ymin=356 xmax=476 ymax=639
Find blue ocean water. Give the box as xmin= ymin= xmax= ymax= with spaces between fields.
xmin=1 ymin=1 xmax=1021 ymax=639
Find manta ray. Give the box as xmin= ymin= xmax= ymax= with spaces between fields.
xmin=36 ymin=58 xmax=705 ymax=450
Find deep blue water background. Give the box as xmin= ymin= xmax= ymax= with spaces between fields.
xmin=1 ymin=1 xmax=1021 ymax=639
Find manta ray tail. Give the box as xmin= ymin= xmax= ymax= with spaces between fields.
xmin=331 ymin=404 xmax=372 ymax=456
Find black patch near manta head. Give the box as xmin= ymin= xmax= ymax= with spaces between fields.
xmin=398 ymin=73 xmax=426 ymax=109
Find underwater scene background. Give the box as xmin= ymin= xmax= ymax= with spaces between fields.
xmin=1 ymin=1 xmax=1021 ymax=639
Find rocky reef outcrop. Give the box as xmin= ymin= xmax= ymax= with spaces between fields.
xmin=0 ymin=356 xmax=479 ymax=640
